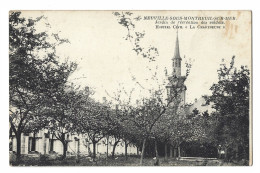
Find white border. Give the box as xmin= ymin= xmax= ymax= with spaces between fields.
xmin=1 ymin=0 xmax=259 ymax=173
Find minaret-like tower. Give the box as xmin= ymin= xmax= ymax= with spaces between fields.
xmin=166 ymin=31 xmax=187 ymax=106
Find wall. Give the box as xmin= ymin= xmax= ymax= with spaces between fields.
xmin=10 ymin=131 xmax=138 ymax=156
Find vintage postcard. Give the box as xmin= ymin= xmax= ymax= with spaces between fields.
xmin=9 ymin=10 xmax=252 ymax=166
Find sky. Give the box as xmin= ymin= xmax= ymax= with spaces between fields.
xmin=20 ymin=10 xmax=251 ymax=104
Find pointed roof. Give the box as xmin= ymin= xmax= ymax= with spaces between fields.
xmin=173 ymin=30 xmax=181 ymax=60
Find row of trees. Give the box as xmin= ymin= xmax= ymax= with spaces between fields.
xmin=9 ymin=11 xmax=78 ymax=160
xmin=9 ymin=11 xmax=250 ymax=165
xmin=112 ymin=11 xmax=250 ymax=164
xmin=9 ymin=12 xmax=126 ymax=161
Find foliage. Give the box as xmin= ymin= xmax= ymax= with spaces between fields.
xmin=206 ymin=56 xmax=250 ymax=161
xmin=9 ymin=11 xmax=250 ymax=165
xmin=9 ymin=11 xmax=76 ymax=159
xmin=113 ymin=11 xmax=159 ymax=61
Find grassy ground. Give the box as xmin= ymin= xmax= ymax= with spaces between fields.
xmin=10 ymin=154 xmax=245 ymax=166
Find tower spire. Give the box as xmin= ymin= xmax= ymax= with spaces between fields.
xmin=173 ymin=29 xmax=181 ymax=60
xmin=172 ymin=30 xmax=182 ymax=76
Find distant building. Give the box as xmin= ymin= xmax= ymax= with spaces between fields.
xmin=9 ymin=130 xmax=137 ymax=156
xmin=166 ymin=31 xmax=187 ymax=108
xmin=9 ymin=98 xmax=138 ymax=157
xmin=188 ymin=97 xmax=215 ymax=115
xmin=166 ymin=31 xmax=214 ymax=115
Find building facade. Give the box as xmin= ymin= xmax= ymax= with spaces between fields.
xmin=10 ymin=131 xmax=138 ymax=156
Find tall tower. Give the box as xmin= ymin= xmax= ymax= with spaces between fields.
xmin=172 ymin=31 xmax=182 ymax=77
xmin=166 ymin=32 xmax=187 ymax=107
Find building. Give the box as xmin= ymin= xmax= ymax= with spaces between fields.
xmin=166 ymin=31 xmax=187 ymax=108
xmin=10 ymin=130 xmax=138 ymax=157
xmin=166 ymin=31 xmax=213 ymax=114
xmin=9 ymin=100 xmax=138 ymax=157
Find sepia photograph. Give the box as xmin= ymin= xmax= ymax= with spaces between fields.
xmin=9 ymin=10 xmax=252 ymax=166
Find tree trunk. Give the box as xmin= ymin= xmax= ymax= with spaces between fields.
xmin=112 ymin=141 xmax=119 ymax=158
xmin=224 ymin=147 xmax=228 ymax=161
xmin=93 ymin=142 xmax=96 ymax=159
xmin=125 ymin=140 xmax=128 ymax=160
xmin=16 ymin=132 xmax=22 ymax=162
xmin=154 ymin=140 xmax=159 ymax=166
xmin=32 ymin=132 xmax=36 ymax=151
xmin=76 ymin=139 xmax=80 ymax=163
xmin=164 ymin=143 xmax=168 ymax=161
xmin=78 ymin=139 xmax=80 ymax=154
xmin=235 ymin=144 xmax=239 ymax=160
xmin=62 ymin=142 xmax=68 ymax=160
xmin=140 ymin=138 xmax=146 ymax=165
xmin=87 ymin=141 xmax=92 ymax=156
xmin=173 ymin=148 xmax=177 ymax=159
xmin=106 ymin=136 xmax=109 ymax=164
xmin=155 ymin=140 xmax=159 ymax=158
xmin=178 ymin=146 xmax=181 ymax=159
xmin=170 ymin=141 xmax=173 ymax=158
